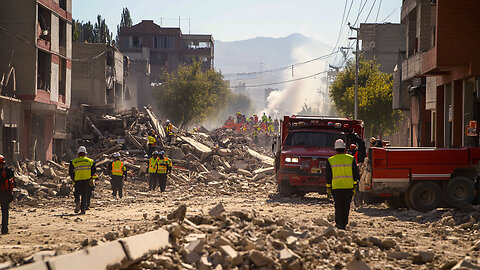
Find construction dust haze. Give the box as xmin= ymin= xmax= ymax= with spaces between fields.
xmin=264 ymin=43 xmax=334 ymax=119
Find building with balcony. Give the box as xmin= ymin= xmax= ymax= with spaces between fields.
xmin=421 ymin=0 xmax=480 ymax=148
xmin=0 ymin=0 xmax=72 ymax=161
xmin=359 ymin=23 xmax=406 ymax=74
xmin=118 ymin=20 xmax=214 ymax=80
xmin=392 ymin=0 xmax=436 ymax=146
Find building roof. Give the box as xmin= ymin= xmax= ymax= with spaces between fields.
xmin=119 ymin=20 xmax=182 ymax=36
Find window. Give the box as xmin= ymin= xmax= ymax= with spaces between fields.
xmin=59 ymin=58 xmax=66 ymax=99
xmin=284 ymin=131 xmax=346 ymax=148
xmin=59 ymin=0 xmax=67 ymax=10
xmin=37 ymin=5 xmax=51 ymax=42
xmin=131 ymin=36 xmax=142 ymax=48
xmin=155 ymin=36 xmax=175 ymax=49
xmin=59 ymin=19 xmax=66 ymax=55
xmin=37 ymin=51 xmax=51 ymax=91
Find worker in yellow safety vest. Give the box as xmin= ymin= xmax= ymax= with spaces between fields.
xmin=69 ymin=146 xmax=96 ymax=214
xmin=148 ymin=151 xmax=160 ymax=191
xmin=164 ymin=120 xmax=174 ymax=145
xmin=156 ymin=151 xmax=172 ymax=192
xmin=147 ymin=130 xmax=157 ymax=157
xmin=325 ymin=139 xmax=360 ymax=230
xmin=109 ymin=152 xmax=127 ymax=198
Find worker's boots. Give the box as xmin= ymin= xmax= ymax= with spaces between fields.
xmin=74 ymin=202 xmax=81 ymax=213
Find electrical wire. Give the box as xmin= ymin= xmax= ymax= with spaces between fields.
xmin=380 ymin=3 xmax=401 ymax=23
xmin=353 ymin=0 xmax=369 ymax=26
xmin=375 ymin=0 xmax=382 ymax=23
xmin=230 ymin=70 xmax=327 ymax=88
xmin=364 ymin=0 xmax=377 ymax=23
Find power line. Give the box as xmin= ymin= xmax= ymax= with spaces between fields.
xmin=230 ymin=71 xmax=327 ymax=88
xmin=380 ymin=3 xmax=401 ymax=22
xmin=223 ymin=50 xmax=340 ymax=77
xmin=332 ymin=0 xmax=350 ymax=52
xmin=353 ymin=0 xmax=369 ymax=26
xmin=375 ymin=0 xmax=382 ymax=23
xmin=364 ymin=0 xmax=377 ymax=23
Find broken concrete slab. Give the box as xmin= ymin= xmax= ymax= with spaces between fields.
xmin=119 ymin=229 xmax=169 ymax=262
xmin=209 ymin=203 xmax=225 ymax=218
xmin=246 ymin=148 xmax=274 ymax=165
xmin=179 ymin=136 xmax=212 ymax=160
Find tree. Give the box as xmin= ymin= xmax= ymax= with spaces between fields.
xmin=330 ymin=56 xmax=402 ymax=137
xmin=72 ymin=20 xmax=100 ymax=43
xmin=152 ymin=60 xmax=230 ymax=128
xmin=116 ymin=8 xmax=133 ymax=44
xmin=94 ymin=15 xmax=112 ymax=44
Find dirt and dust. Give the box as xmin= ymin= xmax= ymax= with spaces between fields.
xmin=2 ymin=108 xmax=480 ymax=269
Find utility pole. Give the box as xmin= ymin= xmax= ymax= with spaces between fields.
xmin=349 ymin=23 xmax=360 ymax=120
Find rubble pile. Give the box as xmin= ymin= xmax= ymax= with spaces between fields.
xmin=92 ymin=204 xmax=480 ymax=270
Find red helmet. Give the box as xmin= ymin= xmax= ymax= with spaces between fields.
xmin=0 ymin=155 xmax=4 ymax=164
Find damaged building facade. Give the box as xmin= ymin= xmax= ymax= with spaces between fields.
xmin=0 ymin=0 xmax=72 ymax=163
xmin=393 ymin=0 xmax=480 ymax=148
xmin=117 ymin=20 xmax=214 ymax=108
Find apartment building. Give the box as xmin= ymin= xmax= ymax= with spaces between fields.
xmin=421 ymin=0 xmax=480 ymax=148
xmin=0 ymin=0 xmax=72 ymax=161
xmin=359 ymin=23 xmax=406 ymax=74
xmin=392 ymin=0 xmax=436 ymax=146
xmin=118 ymin=20 xmax=214 ymax=79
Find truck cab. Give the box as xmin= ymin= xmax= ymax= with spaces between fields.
xmin=273 ymin=115 xmax=364 ymax=197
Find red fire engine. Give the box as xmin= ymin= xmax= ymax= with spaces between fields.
xmin=359 ymin=147 xmax=480 ymax=211
xmin=273 ymin=115 xmax=365 ymax=196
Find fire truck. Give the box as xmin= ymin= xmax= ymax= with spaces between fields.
xmin=359 ymin=147 xmax=480 ymax=212
xmin=272 ymin=115 xmax=365 ymax=196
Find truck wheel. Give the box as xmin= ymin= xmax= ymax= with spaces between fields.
xmin=445 ymin=176 xmax=475 ymax=208
xmin=278 ymin=179 xmax=293 ymax=197
xmin=408 ymin=182 xmax=443 ymax=212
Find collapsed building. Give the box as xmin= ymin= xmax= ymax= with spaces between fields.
xmin=0 ymin=0 xmax=73 ymax=163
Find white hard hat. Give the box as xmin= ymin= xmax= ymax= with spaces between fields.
xmin=77 ymin=146 xmax=87 ymax=154
xmin=334 ymin=139 xmax=346 ymax=150
xmin=166 ymin=119 xmax=171 ymax=123
xmin=113 ymin=152 xmax=121 ymax=158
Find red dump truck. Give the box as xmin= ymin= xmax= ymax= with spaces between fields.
xmin=360 ymin=147 xmax=480 ymax=211
xmin=273 ymin=115 xmax=364 ymax=196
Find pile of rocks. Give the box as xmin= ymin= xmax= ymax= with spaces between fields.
xmin=94 ymin=204 xmax=480 ymax=270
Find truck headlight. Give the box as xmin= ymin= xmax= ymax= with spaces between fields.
xmin=285 ymin=157 xmax=299 ymax=163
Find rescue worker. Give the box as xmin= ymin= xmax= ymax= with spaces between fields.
xmin=252 ymin=125 xmax=259 ymax=144
xmin=325 ymin=139 xmax=360 ymax=230
xmin=148 ymin=151 xmax=160 ymax=191
xmin=236 ymin=112 xmax=243 ymax=124
xmin=69 ymin=146 xmax=96 ymax=214
xmin=147 ymin=130 xmax=157 ymax=157
xmin=0 ymin=155 xmax=14 ymax=234
xmin=253 ymin=114 xmax=258 ymax=124
xmin=267 ymin=116 xmax=273 ymax=124
xmin=86 ymin=173 xmax=98 ymax=210
xmin=110 ymin=152 xmax=127 ymax=198
xmin=164 ymin=120 xmax=173 ymax=145
xmin=156 ymin=151 xmax=172 ymax=193
xmin=262 ymin=112 xmax=268 ymax=123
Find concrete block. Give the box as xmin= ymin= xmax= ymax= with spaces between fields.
xmin=120 ymin=229 xmax=169 ymax=261
xmin=11 ymin=261 xmax=49 ymax=270
xmin=48 ymin=240 xmax=127 ymax=270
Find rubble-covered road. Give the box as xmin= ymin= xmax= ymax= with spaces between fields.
xmin=2 ymin=181 xmax=480 ymax=269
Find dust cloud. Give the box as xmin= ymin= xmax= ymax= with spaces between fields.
xmin=263 ymin=44 xmax=334 ymax=118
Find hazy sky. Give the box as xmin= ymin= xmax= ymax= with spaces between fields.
xmin=72 ymin=0 xmax=401 ymax=45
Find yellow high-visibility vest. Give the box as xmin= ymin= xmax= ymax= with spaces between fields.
xmin=148 ymin=136 xmax=156 ymax=146
xmin=328 ymin=154 xmax=355 ymax=189
xmin=148 ymin=157 xmax=158 ymax=173
xmin=156 ymin=158 xmax=168 ymax=174
xmin=72 ymin=156 xmax=93 ymax=181
xmin=112 ymin=160 xmax=125 ymax=176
